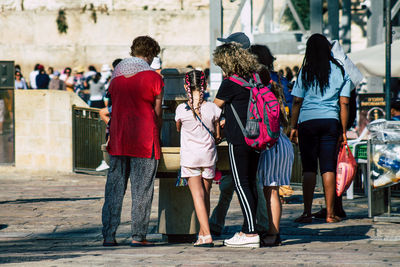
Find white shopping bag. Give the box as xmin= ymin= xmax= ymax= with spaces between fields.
xmin=331 ymin=40 xmax=364 ymax=88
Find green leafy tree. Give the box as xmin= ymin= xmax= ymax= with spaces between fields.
xmin=56 ymin=9 xmax=68 ymax=34
xmin=283 ymin=0 xmax=310 ymax=30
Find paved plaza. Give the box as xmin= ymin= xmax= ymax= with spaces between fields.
xmin=0 ymin=168 xmax=399 ymax=266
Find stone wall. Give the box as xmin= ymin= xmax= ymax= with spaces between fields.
xmin=0 ymin=0 xmax=250 ymax=80
xmin=0 ymin=8 xmax=213 ymax=78
xmin=15 ymin=90 xmax=88 ymax=172
xmin=1 ymin=0 xmax=210 ymax=11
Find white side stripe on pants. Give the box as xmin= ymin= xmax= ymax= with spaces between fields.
xmin=228 ymin=143 xmax=255 ymax=232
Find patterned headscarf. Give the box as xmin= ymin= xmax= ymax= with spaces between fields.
xmin=111 ymin=57 xmax=152 ymax=81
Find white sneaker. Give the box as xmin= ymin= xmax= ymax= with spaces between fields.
xmin=96 ymin=160 xmax=109 ymax=171
xmin=223 ymin=232 xmax=260 ymax=248
xmin=373 ymin=173 xmax=393 ymax=188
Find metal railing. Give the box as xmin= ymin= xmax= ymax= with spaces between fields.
xmin=72 ymin=105 xmax=106 ymax=172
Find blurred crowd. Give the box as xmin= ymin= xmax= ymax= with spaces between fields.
xmin=14 ymin=60 xmax=302 ymax=109
xmin=13 ymin=58 xmax=161 ymax=108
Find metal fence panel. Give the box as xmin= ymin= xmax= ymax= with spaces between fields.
xmin=72 ymin=105 xmax=106 ymax=172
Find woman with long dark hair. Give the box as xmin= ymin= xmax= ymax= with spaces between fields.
xmin=249 ymin=44 xmax=294 ymax=246
xmin=289 ymin=33 xmax=351 ymax=223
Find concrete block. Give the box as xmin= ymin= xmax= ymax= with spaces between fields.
xmin=48 ymin=109 xmax=70 ymax=122
xmin=24 ymin=122 xmax=48 ymax=137
xmin=24 ymin=137 xmax=48 ymax=153
xmin=33 ymin=154 xmax=47 ymax=168
xmin=48 ymin=124 xmax=71 ymax=139
xmin=14 ymin=122 xmax=30 ymax=136
xmin=46 ymin=155 xmax=72 ymax=172
xmin=48 ymin=95 xmax=70 ymax=111
xmin=48 ymin=137 xmax=72 ymax=155
xmin=16 ymin=153 xmax=33 ymax=168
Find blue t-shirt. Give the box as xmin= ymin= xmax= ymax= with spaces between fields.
xmin=291 ymin=62 xmax=351 ymax=123
xmin=270 ymin=72 xmax=293 ymax=114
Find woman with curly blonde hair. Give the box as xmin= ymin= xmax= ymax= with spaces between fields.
xmin=213 ymin=42 xmax=262 ymax=248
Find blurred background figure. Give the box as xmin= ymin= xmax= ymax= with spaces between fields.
xmin=29 ymin=63 xmax=40 ymax=89
xmin=49 ymin=71 xmax=66 ymax=90
xmin=89 ymin=72 xmax=106 ymax=108
xmin=85 ymin=65 xmax=98 ymax=81
xmin=100 ymin=64 xmax=112 ymax=84
xmin=112 ymin=59 xmax=122 ymax=70
xmin=103 ymin=58 xmax=123 ymax=107
xmin=73 ymin=66 xmax=88 ymax=101
xmin=285 ymin=67 xmax=294 ymax=84
xmin=15 ymin=64 xmax=21 ymax=72
xmin=47 ymin=66 xmax=55 ymax=80
xmin=60 ymin=67 xmax=74 ymax=92
xmin=391 ymin=100 xmax=400 ymax=121
xmin=150 ymin=57 xmax=162 ymax=74
xmin=14 ymin=70 xmax=28 ymax=90
xmin=36 ymin=65 xmax=50 ymax=89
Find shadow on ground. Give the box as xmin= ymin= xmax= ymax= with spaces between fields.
xmin=0 ymin=197 xmax=102 ymax=205
xmin=282 ymin=224 xmax=372 ymax=245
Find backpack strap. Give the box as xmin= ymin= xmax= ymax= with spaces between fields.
xmin=229 ymin=103 xmax=246 ymax=136
xmin=229 ymin=75 xmax=253 ymax=88
xmin=185 ymin=103 xmax=215 ymax=140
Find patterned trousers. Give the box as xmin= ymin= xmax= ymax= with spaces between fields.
xmin=102 ymin=155 xmax=159 ymax=242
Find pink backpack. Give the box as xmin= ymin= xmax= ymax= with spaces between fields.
xmin=228 ymin=73 xmax=280 ymax=150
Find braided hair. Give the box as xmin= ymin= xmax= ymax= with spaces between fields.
xmin=184 ymin=70 xmax=206 ymax=118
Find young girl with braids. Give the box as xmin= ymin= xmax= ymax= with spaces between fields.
xmin=175 ymin=70 xmax=222 ymax=247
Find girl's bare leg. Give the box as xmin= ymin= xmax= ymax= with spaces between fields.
xmin=202 ymin=178 xmax=213 ymax=217
xmin=264 ymin=186 xmax=281 ymax=235
xmin=187 ymin=175 xmax=212 ymax=242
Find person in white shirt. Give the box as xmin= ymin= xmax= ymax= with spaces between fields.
xmin=29 ymin=63 xmax=40 ymax=89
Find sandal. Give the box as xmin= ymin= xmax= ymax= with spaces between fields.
xmin=194 ymin=235 xmax=214 ymax=247
xmin=294 ymin=213 xmax=313 ymax=223
xmin=312 ymin=208 xmax=347 ymax=219
xmin=326 ymin=215 xmax=341 ymax=223
xmin=130 ymin=240 xmax=155 ymax=247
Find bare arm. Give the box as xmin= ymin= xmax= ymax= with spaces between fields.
xmin=176 ymin=120 xmax=182 ymax=132
xmin=339 ymin=96 xmax=350 ymax=144
xmin=214 ymin=120 xmax=221 ymax=144
xmin=289 ymin=96 xmax=303 ymax=143
xmin=154 ymin=89 xmax=164 ymax=133
xmin=214 ymin=98 xmax=226 ymax=133
xmin=99 ymin=107 xmax=110 ymax=124
xmin=214 ymin=98 xmax=225 ymax=108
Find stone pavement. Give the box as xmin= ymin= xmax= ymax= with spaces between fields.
xmin=0 ymin=168 xmax=399 ymax=266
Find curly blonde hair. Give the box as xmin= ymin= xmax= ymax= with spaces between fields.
xmin=213 ymin=43 xmax=261 ymax=77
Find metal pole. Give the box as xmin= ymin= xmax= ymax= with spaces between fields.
xmin=385 ymin=0 xmax=392 ymax=120
xmin=209 ymin=0 xmax=223 ymax=98
xmin=310 ymin=0 xmax=322 ymax=34
xmin=228 ymin=0 xmax=247 ymax=35
xmin=287 ymin=0 xmax=306 ymax=33
xmin=240 ymin=0 xmax=253 ymax=40
xmin=328 ymin=0 xmax=339 ymax=40
xmin=341 ymin=0 xmax=352 ymax=53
